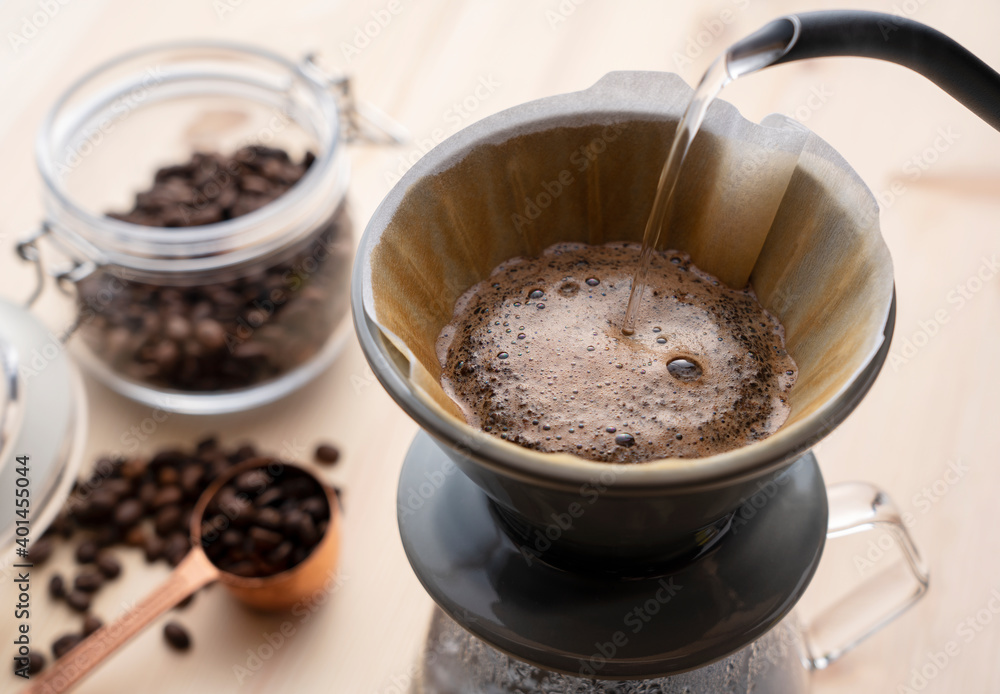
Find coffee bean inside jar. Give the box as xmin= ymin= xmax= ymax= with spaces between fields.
xmin=74 ymin=145 xmax=352 ymax=394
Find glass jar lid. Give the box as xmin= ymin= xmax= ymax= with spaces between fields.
xmin=0 ymin=298 xmax=86 ymax=551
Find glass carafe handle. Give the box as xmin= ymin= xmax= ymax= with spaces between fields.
xmin=803 ymin=482 xmax=929 ymax=670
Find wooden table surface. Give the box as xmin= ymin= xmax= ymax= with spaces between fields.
xmin=1 ymin=0 xmax=998 ymax=692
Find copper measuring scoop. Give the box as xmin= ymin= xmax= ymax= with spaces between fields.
xmin=24 ymin=459 xmax=342 ymax=694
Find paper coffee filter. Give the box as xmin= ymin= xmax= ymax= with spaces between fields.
xmin=363 ymin=71 xmax=893 ymax=462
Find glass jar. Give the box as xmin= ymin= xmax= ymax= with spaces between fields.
xmin=32 ymin=43 xmax=361 ymax=414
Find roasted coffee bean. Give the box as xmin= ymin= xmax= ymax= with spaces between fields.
xmin=95 ymin=525 xmax=122 ymax=547
xmin=294 ymin=515 xmax=319 ymax=546
xmin=138 ymin=481 xmax=158 ymax=509
xmin=233 ymin=444 xmax=258 ymax=461
xmin=163 ymin=622 xmax=191 ymax=651
xmin=158 ymin=467 xmax=180 ymax=486
xmin=235 ymin=469 xmax=271 ymax=494
xmin=155 ymin=505 xmax=183 ymax=537
xmin=231 ymin=502 xmax=257 ymax=528
xmin=74 ymin=570 xmax=104 ymax=593
xmin=143 ymin=535 xmax=165 ymax=563
xmin=300 ymin=496 xmax=327 ymax=520
xmin=267 ymin=541 xmax=293 ymax=567
xmin=248 ymin=526 xmax=283 ymax=553
xmin=254 ymin=487 xmax=283 ymax=508
xmin=164 ymin=533 xmax=190 ymax=567
xmin=52 ymin=634 xmax=83 ymax=660
xmin=49 ymin=574 xmax=66 ymax=599
xmin=314 ymin=444 xmax=340 ymax=465
xmin=196 ymin=436 xmax=219 ymax=453
xmin=83 ymin=614 xmax=103 ymax=637
xmin=87 ymin=489 xmax=119 ymax=518
xmin=125 ymin=526 xmax=147 ymax=547
xmin=179 ymin=465 xmax=204 ymax=496
xmin=114 ymin=498 xmax=144 ymax=527
xmin=75 ymin=540 xmax=99 ymax=564
xmin=176 ymin=593 xmax=195 ymax=610
xmin=121 ymin=458 xmax=146 ymax=481
xmin=254 ymin=507 xmax=283 ymax=531
xmin=104 ymin=478 xmax=133 ymax=498
xmin=28 ymin=537 xmax=54 ymax=565
xmin=66 ymin=590 xmax=91 ymax=613
xmin=282 ymin=509 xmax=308 ymax=536
xmin=151 ymin=486 xmax=183 ymax=510
xmin=17 ymin=650 xmax=46 ymax=675
xmin=281 ymin=477 xmax=316 ymax=500
xmin=180 ymin=508 xmax=194 ymax=533
xmin=194 ymin=319 xmax=226 ymax=350
xmin=96 ymin=553 xmax=122 ymax=579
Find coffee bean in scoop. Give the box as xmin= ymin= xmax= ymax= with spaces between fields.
xmin=201 ymin=465 xmax=330 ymax=578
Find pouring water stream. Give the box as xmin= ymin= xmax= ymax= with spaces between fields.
xmin=621 ymin=18 xmax=800 ymax=335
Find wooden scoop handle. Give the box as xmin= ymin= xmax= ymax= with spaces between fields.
xmin=23 ymin=549 xmax=219 ymax=694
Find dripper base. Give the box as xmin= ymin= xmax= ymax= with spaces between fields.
xmin=398 ymin=430 xmax=828 ymax=678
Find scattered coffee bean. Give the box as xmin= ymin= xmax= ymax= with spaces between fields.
xmin=155 ymin=505 xmax=183 ymax=536
xmin=74 ymin=570 xmax=105 ymax=593
xmin=124 ymin=526 xmax=146 ymax=547
xmin=85 ymin=490 xmax=118 ymax=521
xmin=151 ymin=486 xmax=183 ymax=511
xmin=77 ymin=146 xmax=352 ymax=393
xmin=163 ymin=622 xmax=191 ymax=651
xmin=49 ymin=574 xmax=66 ymax=599
xmin=314 ymin=444 xmax=340 ymax=465
xmin=143 ymin=535 xmax=165 ymax=563
xmin=96 ymin=553 xmax=122 ymax=579
xmin=52 ymin=634 xmax=82 ymax=659
xmin=158 ymin=466 xmax=180 ymax=486
xmin=95 ymin=525 xmax=122 ymax=548
xmin=28 ymin=537 xmax=54 ymax=566
xmin=175 ymin=593 xmax=195 ymax=610
xmin=66 ymin=590 xmax=91 ymax=613
xmin=75 ymin=540 xmax=98 ymax=564
xmin=114 ymin=498 xmax=144 ymax=527
xmin=83 ymin=614 xmax=103 ymax=637
xmin=16 ymin=651 xmax=46 ymax=675
xmin=164 ymin=533 xmax=190 ymax=567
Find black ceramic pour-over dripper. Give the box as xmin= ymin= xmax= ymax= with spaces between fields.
xmin=354 ymin=68 xmax=902 ymax=679
xmin=730 ymin=10 xmax=1000 ymax=131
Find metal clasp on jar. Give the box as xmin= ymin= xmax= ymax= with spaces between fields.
xmin=299 ymin=54 xmax=410 ymax=146
xmin=16 ymin=223 xmax=95 ymax=342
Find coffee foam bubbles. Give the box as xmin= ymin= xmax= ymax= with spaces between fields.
xmin=436 ymin=242 xmax=796 ymax=464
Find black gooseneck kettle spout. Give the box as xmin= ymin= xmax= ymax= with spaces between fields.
xmin=727 ymin=10 xmax=1000 ymax=131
